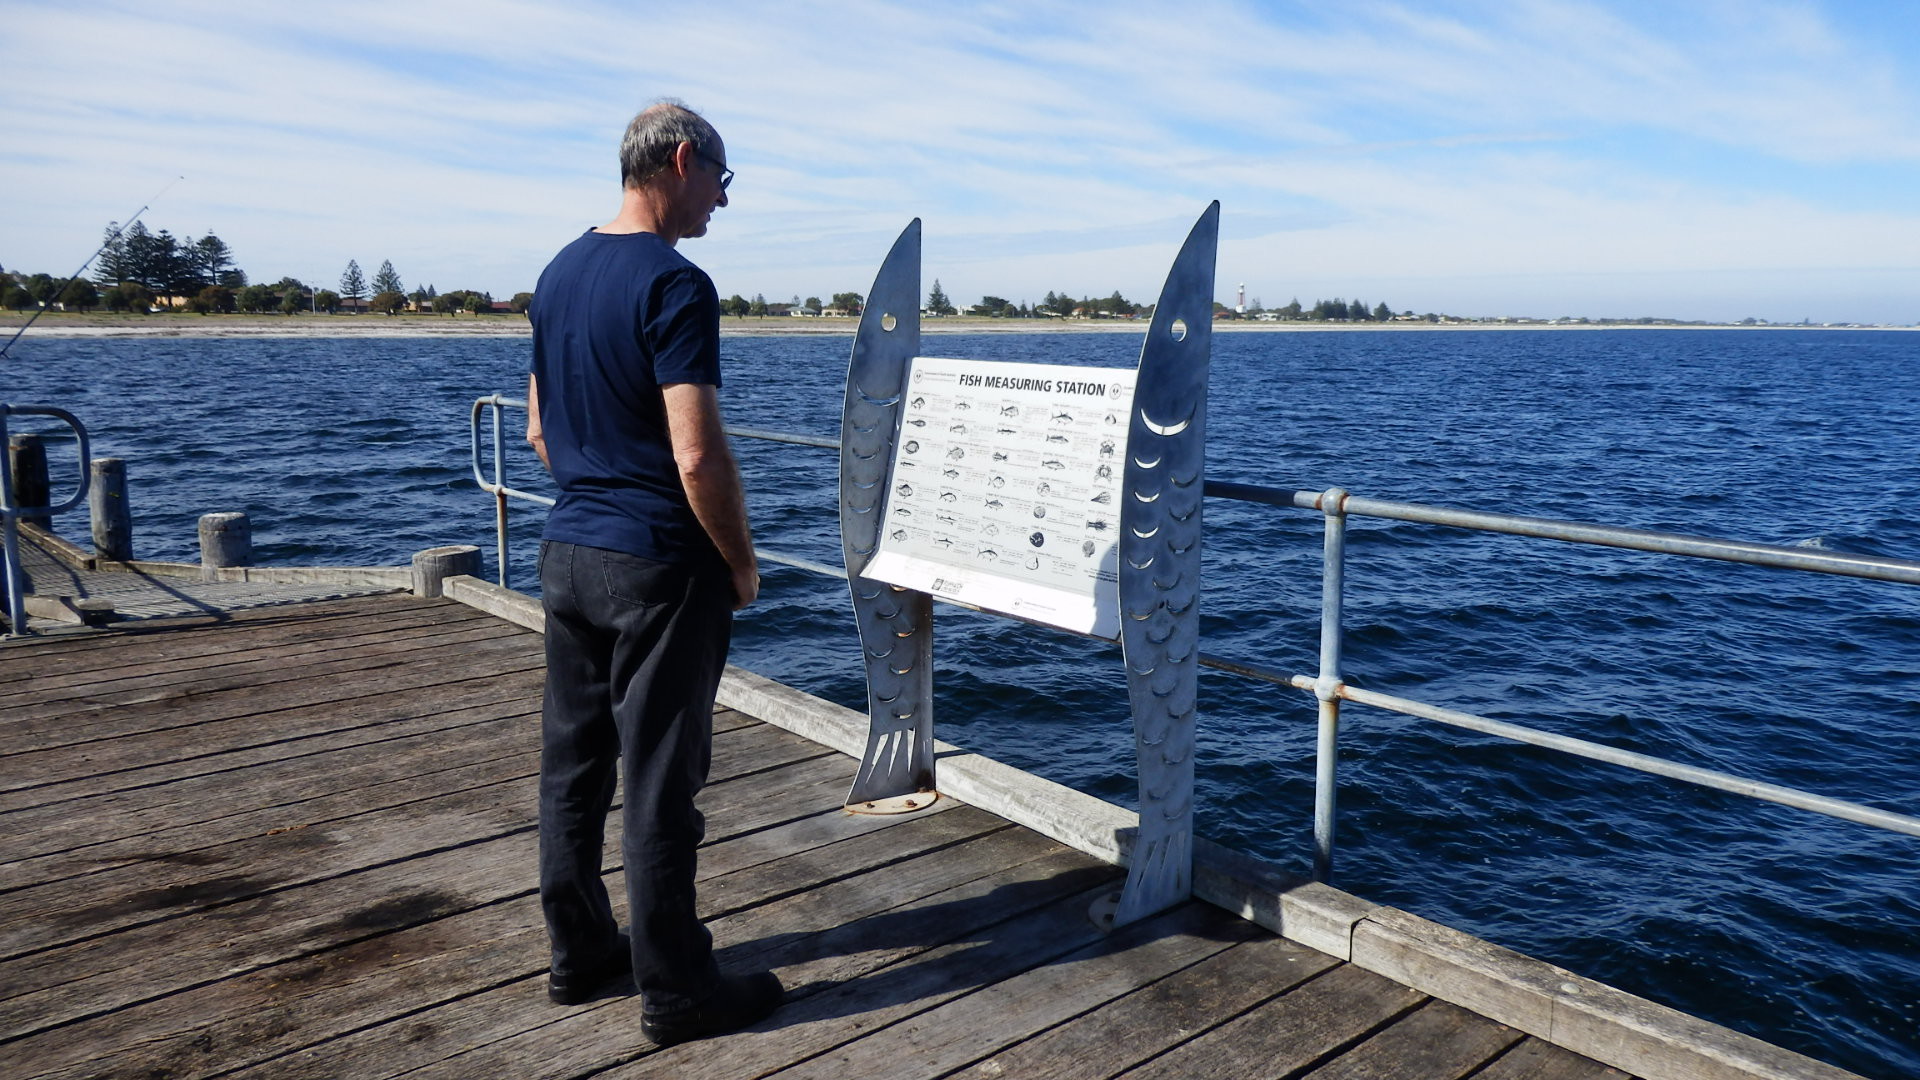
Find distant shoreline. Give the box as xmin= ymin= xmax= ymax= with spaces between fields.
xmin=4 ymin=313 xmax=1913 ymax=340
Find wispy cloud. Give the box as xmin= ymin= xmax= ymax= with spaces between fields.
xmin=3 ymin=0 xmax=1918 ymax=321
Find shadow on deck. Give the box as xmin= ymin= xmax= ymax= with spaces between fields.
xmin=2 ymin=593 xmax=1646 ymax=1079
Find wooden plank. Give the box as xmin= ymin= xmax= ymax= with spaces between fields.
xmin=0 ymin=772 xmax=544 ymax=960
xmin=1475 ymin=1038 xmax=1636 ymax=1080
xmin=1298 ymin=998 xmax=1523 ymax=1080
xmin=951 ymin=928 xmax=1341 ymax=1080
xmin=12 ymin=789 xmax=997 ymax=1080
xmin=0 ymin=667 xmax=547 ymax=811
xmin=0 ymin=647 xmax=547 ymax=795
xmin=2 ymin=705 xmax=540 ymax=869
xmin=591 ymin=869 xmax=1123 ymax=1080
xmin=759 ymin=902 xmax=1263 ymax=1080
xmin=0 ymin=596 xmax=456 ymax=680
xmin=279 ymin=843 xmax=1115 ymax=1080
xmin=0 ymin=603 xmax=496 ymax=703
xmin=0 ymin=721 xmax=832 ymax=957
xmin=0 ymin=745 xmax=993 ymax=1039
xmin=0 ymin=598 xmax=486 ymax=690
xmin=698 ymin=804 xmax=1005 ymax=919
xmin=0 ymin=631 xmax=542 ymax=757
xmin=1112 ymin=964 xmax=1426 ymax=1080
xmin=4 ymin=719 xmax=825 ymax=901
xmin=139 ymin=825 xmax=1094 ymax=1080
xmin=1 ymin=625 xmax=538 ymax=738
xmin=3 ymin=760 xmax=936 ymax=1068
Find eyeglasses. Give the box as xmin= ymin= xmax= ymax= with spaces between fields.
xmin=694 ymin=147 xmax=733 ymax=191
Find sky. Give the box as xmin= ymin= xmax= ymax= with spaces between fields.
xmin=5 ymin=0 xmax=1920 ymax=324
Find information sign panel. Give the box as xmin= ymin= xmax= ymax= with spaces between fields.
xmin=861 ymin=357 xmax=1136 ymax=639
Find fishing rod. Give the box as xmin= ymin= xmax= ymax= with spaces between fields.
xmin=0 ymin=175 xmax=185 ymax=361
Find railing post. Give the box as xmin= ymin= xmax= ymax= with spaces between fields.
xmin=8 ymin=433 xmax=50 ymax=530
xmin=492 ymin=401 xmax=509 ymax=588
xmin=90 ymin=457 xmax=132 ymax=561
xmin=413 ymin=544 xmax=482 ymax=598
xmin=199 ymin=512 xmax=252 ymax=578
xmin=1 ymin=411 xmax=22 ymax=636
xmin=1313 ymin=487 xmax=1348 ymax=882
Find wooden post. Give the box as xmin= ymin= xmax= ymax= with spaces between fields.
xmin=7 ymin=434 xmax=50 ymax=529
xmin=412 ymin=545 xmax=482 ymax=598
xmin=198 ymin=512 xmax=252 ymax=577
xmin=90 ymin=457 xmax=132 ymax=562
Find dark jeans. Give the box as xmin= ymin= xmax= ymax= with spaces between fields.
xmin=537 ymin=540 xmax=732 ymax=1011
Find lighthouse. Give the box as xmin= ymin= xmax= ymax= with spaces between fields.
xmin=1235 ymin=283 xmax=1246 ymax=315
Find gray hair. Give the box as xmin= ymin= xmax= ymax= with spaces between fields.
xmin=619 ymin=100 xmax=720 ymax=189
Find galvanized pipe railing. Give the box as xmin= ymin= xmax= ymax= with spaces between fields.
xmin=1 ymin=403 xmax=92 ymax=637
xmin=468 ymin=397 xmax=844 ymax=587
xmin=468 ymin=402 xmax=1920 ymax=874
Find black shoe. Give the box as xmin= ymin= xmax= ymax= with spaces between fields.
xmin=640 ymin=970 xmax=783 ymax=1046
xmin=548 ymin=932 xmax=633 ymax=1006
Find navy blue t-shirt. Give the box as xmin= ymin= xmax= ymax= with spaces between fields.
xmin=529 ymin=229 xmax=724 ymax=567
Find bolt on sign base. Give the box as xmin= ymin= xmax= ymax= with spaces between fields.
xmin=1088 ymin=889 xmax=1124 ymax=933
xmin=844 ymin=791 xmax=940 ymax=815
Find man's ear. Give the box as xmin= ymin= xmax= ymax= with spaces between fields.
xmin=669 ymin=140 xmax=697 ymax=182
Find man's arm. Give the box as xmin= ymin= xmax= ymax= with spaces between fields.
xmin=662 ymin=381 xmax=757 ymax=609
xmin=525 ymin=373 xmax=550 ymax=471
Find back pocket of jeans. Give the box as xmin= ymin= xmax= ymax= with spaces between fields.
xmin=601 ymin=548 xmax=681 ymax=607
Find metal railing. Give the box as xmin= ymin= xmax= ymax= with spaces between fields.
xmin=469 ymin=396 xmax=846 ymax=587
xmin=1 ymin=403 xmax=92 ymax=636
xmin=468 ymin=398 xmax=1920 ymax=878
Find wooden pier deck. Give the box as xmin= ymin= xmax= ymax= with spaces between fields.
xmin=4 ymin=524 xmax=407 ymax=628
xmin=3 ymin=592 xmax=1645 ymax=1079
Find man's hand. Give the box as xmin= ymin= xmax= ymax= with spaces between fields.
xmin=731 ymin=565 xmax=760 ymax=610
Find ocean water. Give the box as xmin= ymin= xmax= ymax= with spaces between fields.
xmin=6 ymin=328 xmax=1917 ymax=1078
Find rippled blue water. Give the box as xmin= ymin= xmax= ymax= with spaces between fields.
xmin=7 ymin=328 xmax=1916 ymax=1077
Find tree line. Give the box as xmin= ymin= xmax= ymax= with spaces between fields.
xmin=1 ymin=222 xmax=515 ymax=317
xmin=708 ymin=282 xmax=1156 ymax=321
xmin=1257 ymin=297 xmax=1403 ymax=322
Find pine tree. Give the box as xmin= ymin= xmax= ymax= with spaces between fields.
xmin=340 ymin=259 xmax=367 ymax=301
xmin=372 ymin=260 xmax=403 ymax=296
xmin=94 ymin=223 xmax=133 ymax=285
xmin=926 ymin=279 xmax=955 ymax=316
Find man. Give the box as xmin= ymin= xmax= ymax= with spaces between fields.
xmin=524 ymin=100 xmax=779 ymax=1046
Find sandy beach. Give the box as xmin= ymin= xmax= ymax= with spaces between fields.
xmin=3 ymin=313 xmax=1907 ymax=340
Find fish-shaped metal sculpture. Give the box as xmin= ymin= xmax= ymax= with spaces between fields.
xmin=1109 ymin=201 xmax=1218 ymax=927
xmin=839 ymin=220 xmax=935 ymax=810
